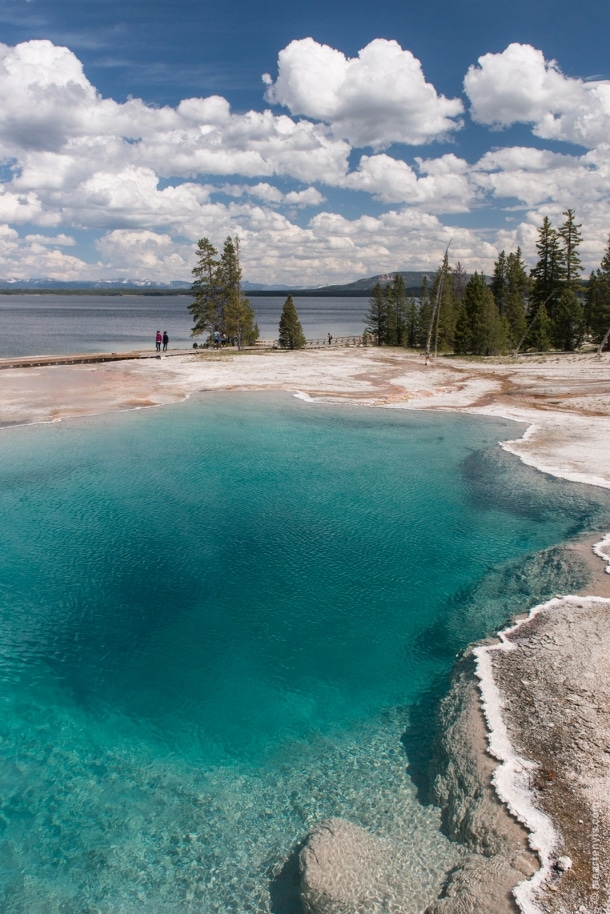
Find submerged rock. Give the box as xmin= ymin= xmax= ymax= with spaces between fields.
xmin=299 ymin=817 xmax=417 ymax=914
xmin=424 ymin=854 xmax=528 ymax=914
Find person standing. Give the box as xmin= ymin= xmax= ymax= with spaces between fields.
xmin=155 ymin=330 xmax=162 ymax=352
xmin=162 ymin=330 xmax=168 ymax=351
xmin=327 ymin=333 xmax=333 ymax=345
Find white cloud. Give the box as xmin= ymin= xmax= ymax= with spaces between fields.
xmin=465 ymin=43 xmax=610 ymax=148
xmin=341 ymin=152 xmax=474 ymax=211
xmin=0 ymin=38 xmax=610 ymax=284
xmin=210 ymin=182 xmax=325 ymax=208
xmin=264 ymin=37 xmax=463 ymax=148
xmin=24 ymin=232 xmax=75 ymax=246
xmin=473 ymin=144 xmax=610 ymax=214
xmin=0 ymin=223 xmax=101 ymax=280
xmin=0 ymin=39 xmax=351 ymax=197
xmin=95 ymin=229 xmax=192 ymax=278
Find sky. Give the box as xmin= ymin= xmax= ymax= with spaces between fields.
xmin=0 ymin=0 xmax=609 ymax=286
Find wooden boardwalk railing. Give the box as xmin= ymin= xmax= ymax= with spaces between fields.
xmin=252 ymin=335 xmax=365 ymax=350
xmin=0 ymin=337 xmax=366 ymax=370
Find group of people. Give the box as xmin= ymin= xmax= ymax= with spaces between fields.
xmin=155 ymin=330 xmax=169 ymax=352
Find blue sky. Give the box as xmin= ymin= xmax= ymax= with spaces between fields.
xmin=0 ymin=0 xmax=609 ymax=285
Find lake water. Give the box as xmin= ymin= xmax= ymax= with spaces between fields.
xmin=0 ymin=294 xmax=368 ymax=358
xmin=0 ymin=392 xmax=608 ymax=913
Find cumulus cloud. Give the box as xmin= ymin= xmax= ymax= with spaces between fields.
xmin=473 ymin=144 xmax=610 ymax=212
xmin=213 ymin=182 xmax=325 ymax=207
xmin=465 ymin=43 xmax=610 ymax=148
xmin=0 ymin=39 xmax=351 ymax=191
xmin=263 ymin=38 xmax=464 ymax=148
xmin=1 ymin=37 xmax=610 ymax=283
xmin=341 ymin=152 xmax=474 ymax=211
xmin=0 ymin=223 xmax=102 ymax=280
xmin=95 ymin=229 xmax=193 ymax=278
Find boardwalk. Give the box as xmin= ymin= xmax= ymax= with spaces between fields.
xmin=0 ymin=349 xmax=196 ymax=370
xmin=0 ymin=336 xmax=366 ymax=370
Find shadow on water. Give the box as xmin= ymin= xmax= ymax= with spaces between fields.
xmin=269 ymin=841 xmax=306 ymax=914
xmin=400 ymin=673 xmax=452 ymax=806
xmin=461 ymin=444 xmax=610 ymax=537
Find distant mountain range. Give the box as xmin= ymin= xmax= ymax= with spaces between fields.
xmin=0 ymin=271 xmax=435 ymax=296
xmin=0 ymin=278 xmax=192 ymax=293
xmin=304 ymin=271 xmax=435 ymax=295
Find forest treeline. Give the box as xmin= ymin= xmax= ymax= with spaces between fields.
xmin=190 ymin=214 xmax=610 ymax=354
xmin=364 ymin=210 xmax=610 ymax=354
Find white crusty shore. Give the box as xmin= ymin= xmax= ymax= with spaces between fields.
xmin=2 ymin=346 xmax=610 ymax=913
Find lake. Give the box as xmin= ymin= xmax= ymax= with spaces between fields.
xmin=0 ymin=294 xmax=369 ymax=358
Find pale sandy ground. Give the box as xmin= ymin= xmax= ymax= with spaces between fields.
xmin=1 ymin=346 xmax=610 ymax=913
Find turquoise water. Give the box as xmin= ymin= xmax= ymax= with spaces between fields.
xmin=0 ymin=394 xmax=608 ymax=913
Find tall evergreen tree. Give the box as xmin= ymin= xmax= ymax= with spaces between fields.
xmin=524 ymin=302 xmax=553 ymax=351
xmin=225 ymin=290 xmax=259 ymax=349
xmin=364 ymin=282 xmax=389 ymax=345
xmin=415 ymin=276 xmax=433 ymax=349
xmin=490 ymin=251 xmax=509 ymax=316
xmin=558 ymin=209 xmax=583 ymax=288
xmin=452 ymin=262 xmax=468 ymax=302
xmin=552 ymin=287 xmax=584 ymax=351
xmin=385 ymin=273 xmax=409 ymax=346
xmin=454 ymin=272 xmax=508 ymax=355
xmin=189 ymin=237 xmax=221 ymax=338
xmin=504 ymin=248 xmax=529 ymax=346
xmin=217 ymin=235 xmax=243 ymax=330
xmin=504 ymin=288 xmax=527 ymax=348
xmin=278 ymin=294 xmax=306 ymax=349
xmin=586 ymin=235 xmax=610 ymax=345
xmin=406 ymin=294 xmax=418 ymax=348
xmin=506 ymin=248 xmax=530 ymax=300
xmin=530 ymin=217 xmax=565 ymax=320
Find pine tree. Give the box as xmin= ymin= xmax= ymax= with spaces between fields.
xmin=587 ymin=235 xmax=610 ymax=345
xmin=452 ymin=262 xmax=468 ymax=302
xmin=506 ymin=248 xmax=530 ymax=300
xmin=530 ymin=217 xmax=566 ymax=320
xmin=406 ymin=294 xmax=418 ymax=347
xmin=189 ymin=237 xmax=221 ymax=339
xmin=504 ymin=248 xmax=530 ymax=346
xmin=552 ymin=287 xmax=584 ymax=351
xmin=524 ymin=303 xmax=552 ymax=351
xmin=490 ymin=251 xmax=508 ymax=316
xmin=415 ymin=276 xmax=432 ymax=349
xmin=225 ymin=290 xmax=259 ymax=349
xmin=504 ymin=289 xmax=527 ymax=348
xmin=385 ymin=274 xmax=409 ymax=346
xmin=278 ymin=295 xmax=306 ymax=349
xmin=454 ymin=272 xmax=508 ymax=355
xmin=364 ymin=282 xmax=389 ymax=345
xmin=558 ymin=209 xmax=583 ymax=288
xmin=217 ymin=235 xmax=242 ymax=331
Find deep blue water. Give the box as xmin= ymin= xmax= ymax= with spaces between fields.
xmin=0 ymin=394 xmax=607 ymax=912
xmin=0 ymin=294 xmax=368 ymax=357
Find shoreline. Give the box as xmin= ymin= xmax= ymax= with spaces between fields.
xmin=1 ymin=347 xmax=610 ymax=913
